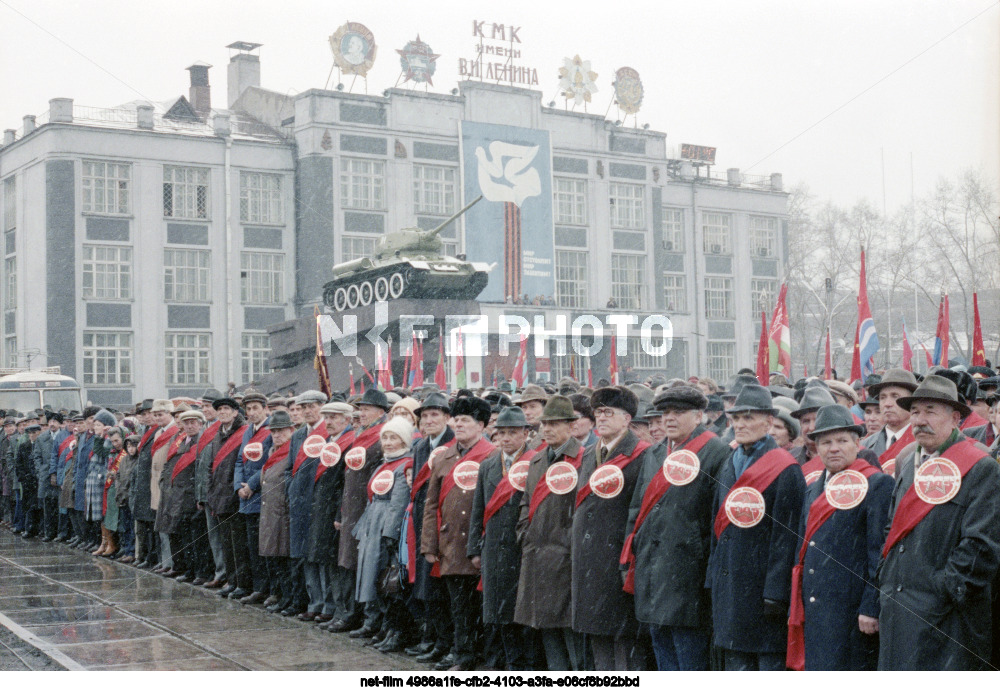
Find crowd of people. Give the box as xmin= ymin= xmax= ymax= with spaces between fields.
xmin=0 ymin=362 xmax=999 ymax=672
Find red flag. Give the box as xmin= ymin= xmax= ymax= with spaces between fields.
xmin=402 ymin=340 xmax=411 ymax=390
xmin=755 ymin=312 xmax=769 ymax=384
xmin=850 ymin=249 xmax=879 ymax=383
xmin=901 ymin=320 xmax=914 ymax=372
xmin=511 ymin=334 xmax=528 ymax=387
xmin=933 ymin=294 xmax=950 ymax=366
xmin=824 ymin=328 xmax=832 ymax=380
xmin=587 ymin=361 xmax=593 ymax=387
xmin=412 ymin=336 xmax=425 ymax=387
xmin=920 ymin=342 xmax=933 ymax=370
xmin=767 ymin=283 xmax=791 ymax=377
xmin=609 ymin=334 xmax=619 ymax=385
xmin=349 ymin=362 xmax=356 ymax=397
xmin=803 ymin=362 xmax=808 ymax=377
xmin=569 ymin=352 xmax=576 ymax=381
xmin=972 ymin=293 xmax=986 ymax=367
xmin=454 ymin=330 xmax=467 ymax=388
xmin=313 ymin=307 xmax=332 ymax=397
xmin=434 ymin=330 xmax=447 ymax=389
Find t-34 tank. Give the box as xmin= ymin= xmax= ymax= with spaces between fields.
xmin=322 ymin=195 xmax=493 ymax=311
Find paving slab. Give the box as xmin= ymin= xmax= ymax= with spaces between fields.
xmin=156 ymin=610 xmax=301 ymax=635
xmin=25 ymin=619 xmax=165 ymax=645
xmin=3 ymin=605 xmax=129 ymax=626
xmin=90 ymin=656 xmax=245 ymax=671
xmin=0 ymin=593 xmax=95 ymax=610
xmin=54 ymin=635 xmax=206 ymax=667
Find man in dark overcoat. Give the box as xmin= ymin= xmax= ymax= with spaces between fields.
xmin=207 ymin=397 xmax=249 ymax=598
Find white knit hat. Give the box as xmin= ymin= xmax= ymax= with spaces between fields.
xmin=379 ymin=415 xmax=414 ymax=450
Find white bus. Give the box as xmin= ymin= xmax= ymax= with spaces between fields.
xmin=0 ymin=368 xmax=84 ymax=413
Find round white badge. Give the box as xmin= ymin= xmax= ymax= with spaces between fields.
xmin=344 ymin=447 xmax=366 ymax=471
xmin=914 ymin=457 xmax=962 ymax=505
xmin=663 ymin=450 xmax=700 ymax=486
xmin=544 ymin=461 xmax=578 ymax=495
xmin=882 ymin=458 xmax=897 ymax=478
xmin=320 ymin=442 xmax=342 ymax=468
xmin=724 ymin=487 xmax=766 ymax=529
xmin=370 ymin=468 xmax=394 ymax=495
xmin=507 ymin=460 xmax=530 ymax=492
xmin=453 ymin=460 xmax=480 ymax=491
xmin=427 ymin=445 xmax=448 ymax=471
xmin=243 ymin=442 xmax=263 ymax=463
xmin=804 ymin=469 xmax=824 ymax=486
xmin=588 ymin=464 xmax=625 ymax=499
xmin=303 ymin=434 xmax=326 ymax=458
xmin=825 ymin=469 xmax=869 ymax=510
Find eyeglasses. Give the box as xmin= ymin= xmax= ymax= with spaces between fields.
xmin=593 ymin=408 xmax=621 ymax=418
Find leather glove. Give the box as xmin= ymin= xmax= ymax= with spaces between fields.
xmin=762 ymin=598 xmax=786 ymax=623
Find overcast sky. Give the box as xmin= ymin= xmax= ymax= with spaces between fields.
xmin=1 ymin=0 xmax=996 ymax=211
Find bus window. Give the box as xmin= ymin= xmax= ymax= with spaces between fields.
xmin=43 ymin=390 xmax=84 ymax=412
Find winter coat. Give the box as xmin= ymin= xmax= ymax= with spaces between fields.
xmin=74 ymin=431 xmax=95 ymax=512
xmin=131 ymin=428 xmax=157 ymax=522
xmin=624 ymin=427 xmax=729 ymax=628
xmin=285 ymin=422 xmax=322 ymax=560
xmin=84 ymin=438 xmax=108 ymax=522
xmin=150 ymin=423 xmax=180 ymax=512
xmin=194 ymin=421 xmax=220 ymax=504
xmin=234 ymin=419 xmax=271 ymax=514
xmin=305 ymin=428 xmax=354 ymax=563
xmin=353 ymin=452 xmax=412 ymax=603
xmin=15 ymin=437 xmax=38 ymax=505
xmin=116 ymin=451 xmax=137 ymax=509
xmin=206 ymin=417 xmax=245 ymax=516
xmin=0 ymin=433 xmax=10 ymax=497
xmin=410 ymin=427 xmax=454 ymax=600
xmin=258 ymin=440 xmax=292 ymax=558
xmin=33 ymin=430 xmax=56 ymax=499
xmin=158 ymin=434 xmax=200 ymax=535
xmin=337 ymin=422 xmax=384 ymax=570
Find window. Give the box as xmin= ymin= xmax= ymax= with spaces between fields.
xmin=340 ymin=158 xmax=385 ymax=210
xmin=707 ymin=342 xmax=736 ymax=382
xmin=4 ymin=258 xmax=14 ymax=310
xmin=4 ymin=335 xmax=15 ymax=368
xmin=550 ymin=351 xmax=589 ymax=382
xmin=609 ymin=183 xmax=644 ymax=229
xmin=441 ymin=241 xmax=459 ymax=257
xmin=702 ymin=212 xmax=732 ymax=254
xmin=751 ymin=279 xmax=777 ymax=317
xmin=165 ymin=332 xmax=211 ymax=385
xmin=164 ymin=249 xmax=210 ymax=302
xmin=241 ymin=333 xmax=271 ymax=385
xmin=240 ymin=252 xmax=284 ymax=304
xmin=750 ymin=216 xmax=778 ymax=257
xmin=83 ymin=246 xmax=132 ymax=299
xmin=627 ymin=335 xmax=667 ymax=370
xmin=342 ymin=236 xmax=376 ymax=262
xmin=3 ymin=177 xmax=14 ymax=232
xmin=611 ymin=253 xmax=647 ymax=310
xmin=82 ymin=160 xmax=130 ymax=215
xmin=705 ymin=276 xmax=733 ymax=319
xmin=413 ymin=164 xmax=456 ymax=215
xmin=555 ymin=250 xmax=588 ymax=308
xmin=554 ymin=178 xmax=587 ymax=225
xmin=662 ymin=207 xmax=684 ymax=251
xmin=163 ymin=166 xmax=209 ymax=219
xmin=240 ymin=171 xmax=284 ymax=224
xmin=663 ymin=274 xmax=687 ymax=312
xmin=82 ymin=332 xmax=133 ymax=385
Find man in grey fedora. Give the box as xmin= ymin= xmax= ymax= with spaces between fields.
xmin=862 ymin=369 xmax=918 ymax=462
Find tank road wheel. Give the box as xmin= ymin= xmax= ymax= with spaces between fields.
xmin=374 ymin=276 xmax=390 ymax=302
xmin=346 ymin=284 xmax=361 ymax=309
xmin=389 ymin=272 xmax=406 ymax=299
xmin=333 ymin=287 xmax=348 ymax=312
xmin=359 ymin=280 xmax=374 ymax=306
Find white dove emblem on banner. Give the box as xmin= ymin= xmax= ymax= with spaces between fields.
xmin=474 ymin=141 xmax=542 ymax=207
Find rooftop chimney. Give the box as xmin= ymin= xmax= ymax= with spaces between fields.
xmin=186 ymin=62 xmax=212 ymax=120
xmin=3 ymin=130 xmax=15 ymax=147
xmin=49 ymin=98 xmax=73 ymax=123
xmin=22 ymin=116 xmax=35 ymax=136
xmin=136 ymin=104 xmax=154 ymax=129
xmin=727 ymin=168 xmax=741 ymax=186
xmin=226 ymin=41 xmax=262 ymax=108
xmin=770 ymin=173 xmax=783 ymax=191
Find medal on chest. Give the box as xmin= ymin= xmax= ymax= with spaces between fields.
xmin=452 ymin=460 xmax=479 ymax=491
xmin=303 ymin=434 xmax=326 ymax=458
xmin=724 ymin=487 xmax=766 ymax=528
xmin=244 ymin=442 xmax=263 ymax=462
xmin=825 ymin=469 xmax=868 ymax=510
xmin=663 ymin=449 xmax=699 ymax=486
xmin=804 ymin=468 xmax=824 ymax=485
xmin=320 ymin=442 xmax=342 ymax=467
xmin=588 ymin=464 xmax=624 ymax=499
xmin=345 ymin=447 xmax=366 ymax=471
xmin=507 ymin=460 xmax=530 ymax=492
xmin=545 ymin=460 xmax=578 ymax=495
xmin=914 ymin=457 xmax=961 ymax=505
xmin=370 ymin=468 xmax=394 ymax=495
xmin=881 ymin=458 xmax=897 ymax=478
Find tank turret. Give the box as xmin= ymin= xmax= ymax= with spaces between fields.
xmin=323 ymin=195 xmax=492 ymax=311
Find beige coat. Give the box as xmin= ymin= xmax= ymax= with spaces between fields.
xmin=149 ymin=422 xmax=178 ymax=512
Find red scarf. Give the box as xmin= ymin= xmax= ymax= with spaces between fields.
xmin=316 ymin=427 xmax=356 ymax=482
xmin=103 ymin=449 xmax=127 ymax=513
xmin=787 ymin=460 xmax=881 ymax=670
xmin=411 ymin=438 xmax=457 ymax=501
xmin=961 ymin=412 xmax=988 ymax=431
xmin=431 ymin=437 xmax=496 ymax=576
xmin=483 ymin=448 xmax=539 ymax=529
xmin=879 ymin=427 xmax=915 ymax=465
xmin=151 ymin=425 xmax=179 ymax=456
xmin=801 ymin=456 xmax=825 ymax=486
xmin=527 ymin=444 xmax=584 ymax=522
xmin=575 ymin=439 xmax=650 ymax=507
xmin=212 ymin=424 xmax=247 ymax=473
xmin=406 ymin=437 xmax=457 ymax=584
xmin=882 ymin=439 xmax=982 ymax=558
xmin=292 ymin=420 xmax=329 ymax=477
xmin=58 ymin=434 xmax=75 ymax=465
xmin=619 ymin=430 xmax=715 ymax=593
xmin=366 ymin=456 xmax=413 ymax=502
xmin=262 ymin=440 xmax=290 ymax=473
xmin=137 ymin=425 xmax=156 ymax=452
xmin=171 ymin=422 xmax=220 ymax=482
xmin=241 ymin=423 xmax=271 ymax=461
xmin=713 ymin=447 xmax=797 ymax=539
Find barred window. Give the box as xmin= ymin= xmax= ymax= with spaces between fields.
xmin=707 ymin=342 xmax=736 ymax=383
xmin=240 ymin=171 xmax=284 ymax=224
xmin=555 ymin=250 xmax=588 ymax=308
xmin=340 ymin=158 xmax=385 ymax=210
xmin=611 ymin=253 xmax=647 ymax=310
xmin=82 ymin=160 xmax=131 ymax=215
xmin=413 ymin=164 xmax=456 ymax=215
xmin=83 ymin=246 xmax=132 ymax=300
xmin=4 ymin=257 xmax=14 ymax=311
xmin=3 ymin=176 xmax=14 ymax=231
xmin=662 ymin=207 xmax=684 ymax=252
xmin=702 ymin=212 xmax=732 ymax=254
xmin=165 ymin=332 xmax=211 ymax=385
xmin=82 ymin=331 xmax=133 ymax=385
xmin=750 ymin=216 xmax=778 ymax=257
xmin=609 ymin=183 xmax=645 ymax=229
xmin=164 ymin=249 xmax=210 ymax=302
xmin=627 ymin=335 xmax=667 ymax=370
xmin=241 ymin=333 xmax=271 ymax=385
xmin=663 ymin=274 xmax=687 ymax=312
xmin=554 ymin=178 xmax=587 ymax=225
xmin=240 ymin=252 xmax=284 ymax=304
xmin=342 ymin=235 xmax=376 ymax=262
xmin=705 ymin=276 xmax=733 ymax=319
xmin=163 ymin=166 xmax=209 ymax=219
xmin=4 ymin=336 xmax=15 ymax=368
xmin=751 ymin=279 xmax=777 ymax=317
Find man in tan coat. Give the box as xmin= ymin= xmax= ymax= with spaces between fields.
xmin=149 ymin=399 xmax=179 ymax=571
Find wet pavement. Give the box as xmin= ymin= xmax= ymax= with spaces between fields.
xmin=0 ymin=530 xmax=422 ymax=670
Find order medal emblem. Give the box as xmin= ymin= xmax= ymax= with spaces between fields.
xmin=825 ymin=469 xmax=868 ymax=510
xmin=663 ymin=449 xmax=699 ymax=486
xmin=243 ymin=442 xmax=263 ymax=463
xmin=914 ymin=457 xmax=961 ymax=505
xmin=724 ymin=487 xmax=766 ymax=528
xmin=544 ymin=461 xmax=578 ymax=495
xmin=453 ymin=460 xmax=480 ymax=491
xmin=589 ymin=464 xmax=624 ymax=499
xmin=371 ymin=469 xmax=394 ymax=495
xmin=507 ymin=460 xmax=530 ymax=492
xmin=345 ymin=447 xmax=366 ymax=471
xmin=320 ymin=442 xmax=342 ymax=468
xmin=303 ymin=434 xmax=326 ymax=458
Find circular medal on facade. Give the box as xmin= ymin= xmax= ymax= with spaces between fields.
xmin=453 ymin=460 xmax=480 ymax=491
xmin=330 ymin=22 xmax=377 ymax=77
xmin=589 ymin=464 xmax=624 ymax=499
xmin=370 ymin=468 xmax=394 ymax=495
xmin=825 ymin=469 xmax=869 ymax=510
xmin=303 ymin=434 xmax=326 ymax=458
xmin=320 ymin=442 xmax=342 ymax=468
xmin=724 ymin=487 xmax=766 ymax=529
xmin=243 ymin=442 xmax=263 ymax=463
xmin=663 ymin=449 xmax=700 ymax=486
xmin=882 ymin=458 xmax=897 ymax=478
xmin=804 ymin=469 xmax=824 ymax=486
xmin=612 ymin=66 xmax=644 ymax=115
xmin=345 ymin=447 xmax=366 ymax=471
xmin=427 ymin=445 xmax=448 ymax=471
xmin=507 ymin=460 xmax=530 ymax=492
xmin=914 ymin=457 xmax=962 ymax=505
xmin=544 ymin=461 xmax=578 ymax=495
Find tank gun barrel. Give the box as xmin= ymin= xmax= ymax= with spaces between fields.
xmin=425 ymin=195 xmax=483 ymax=238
